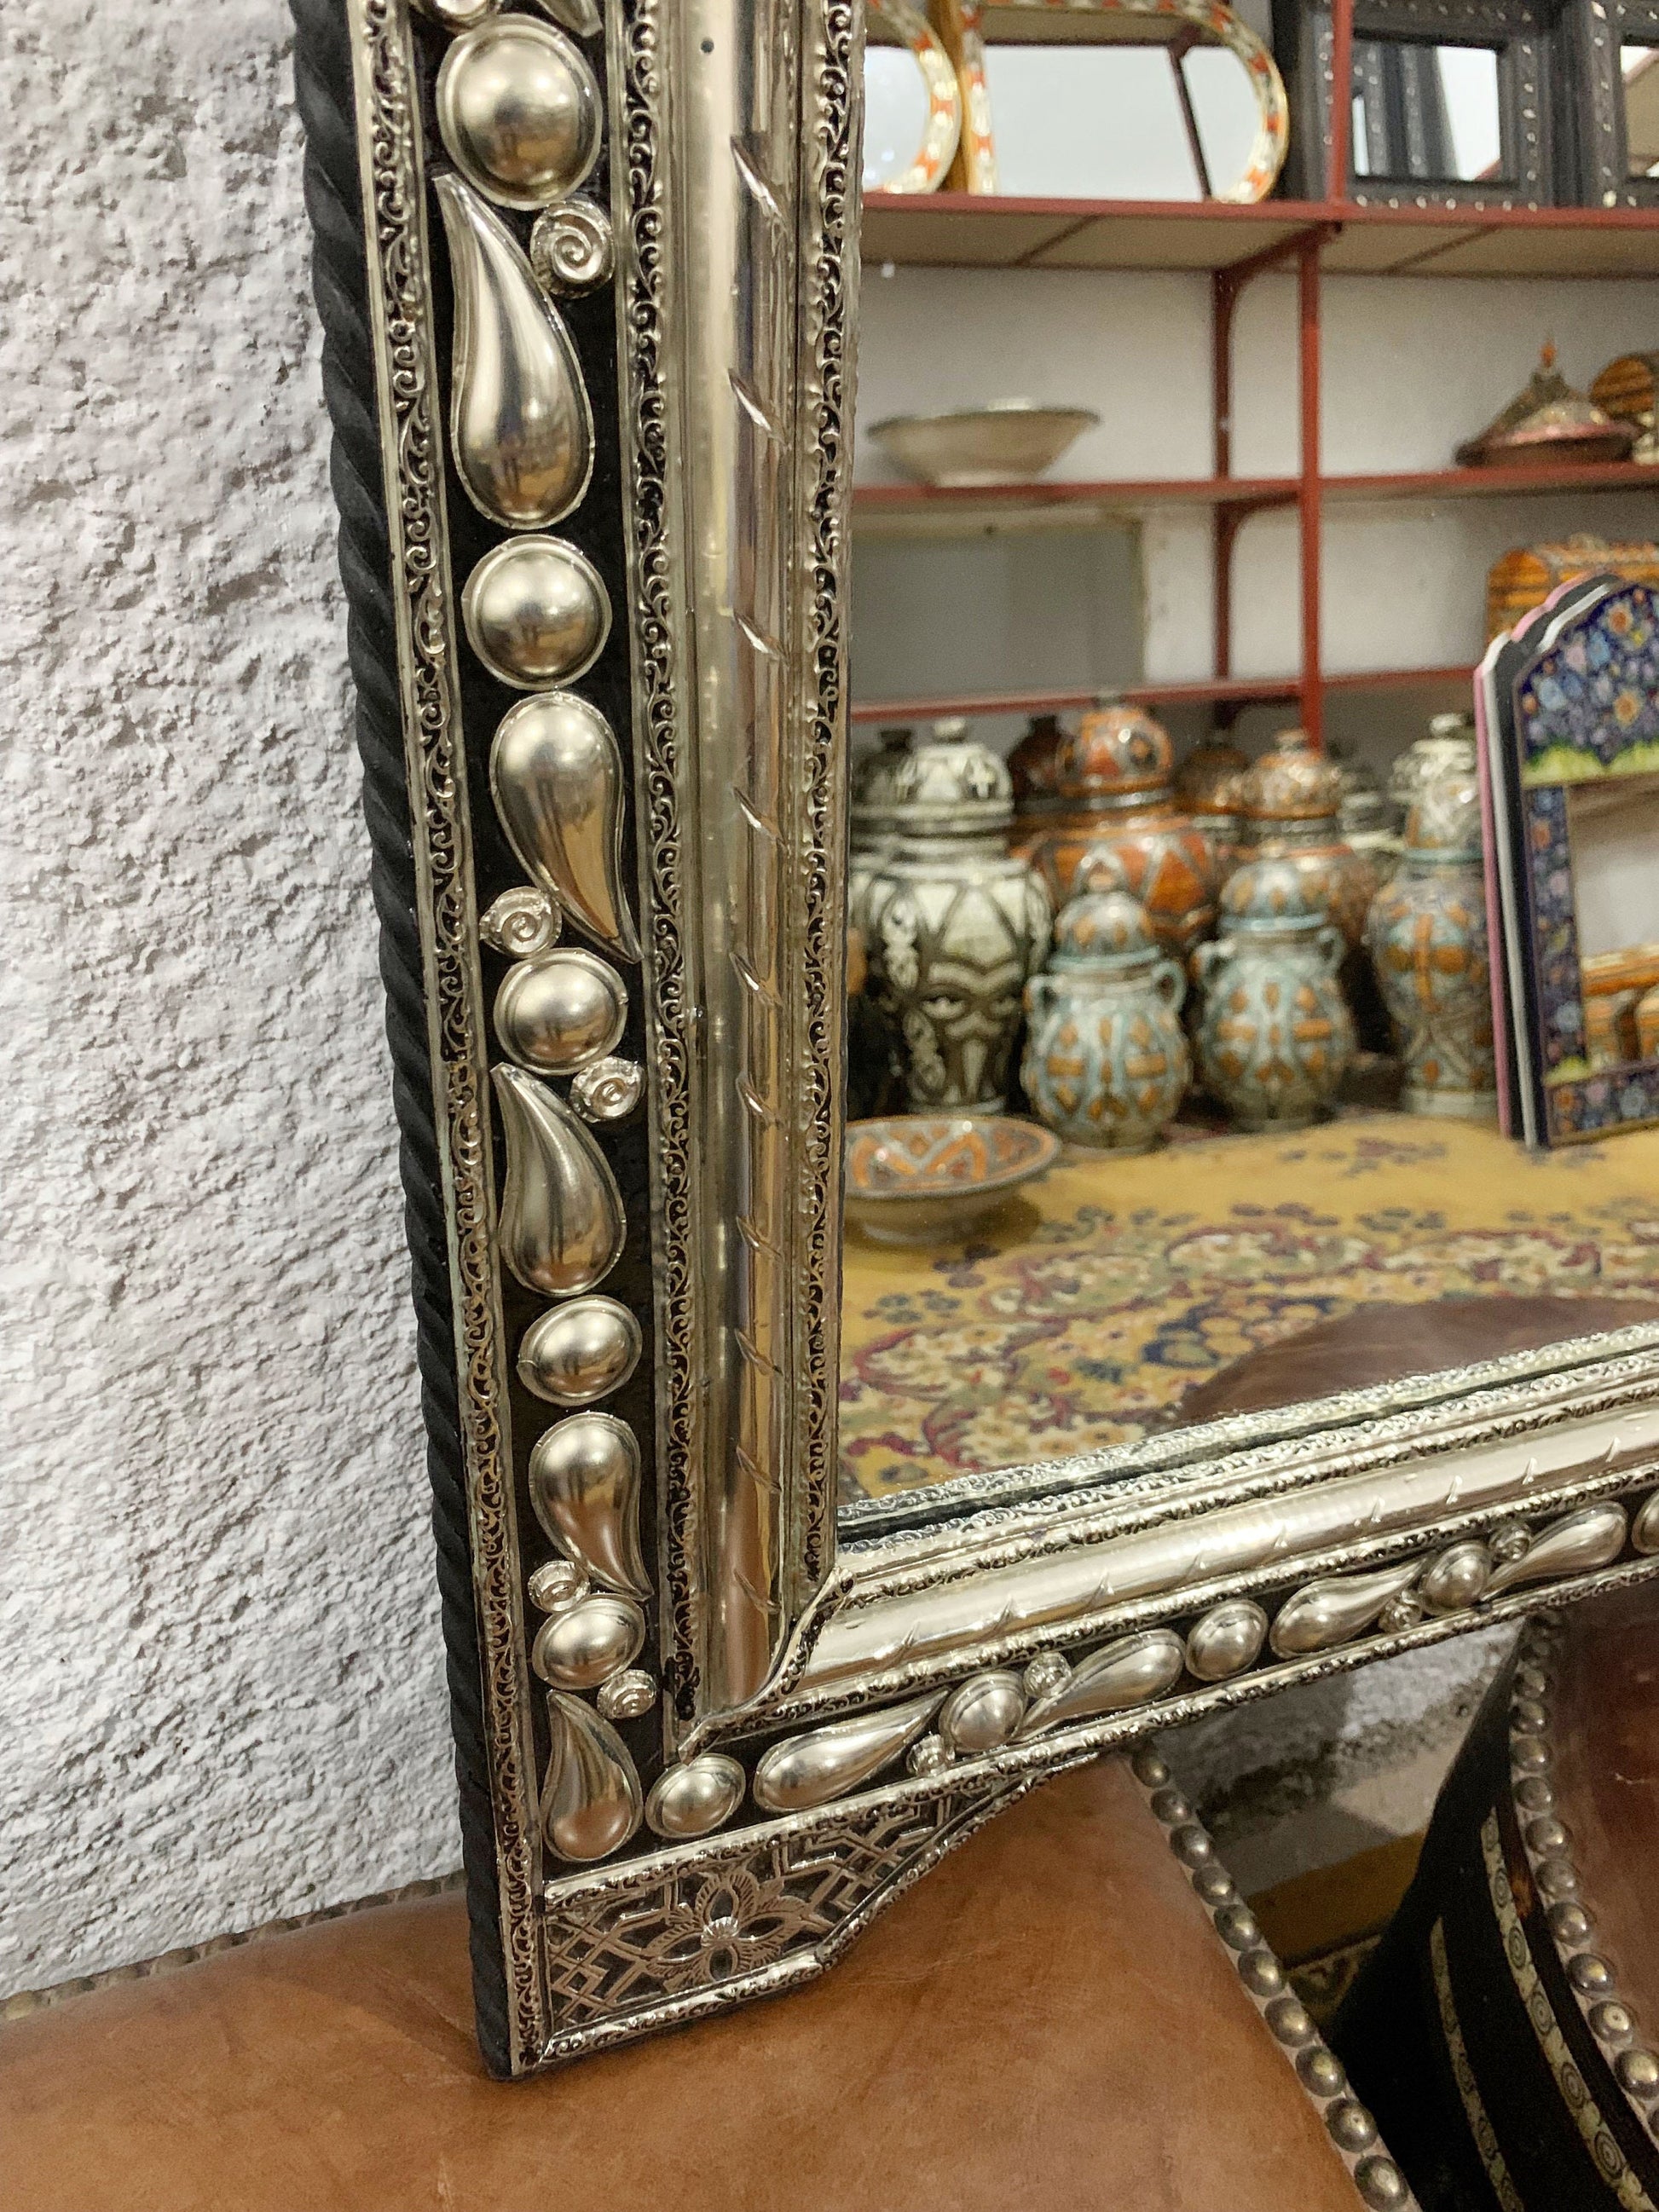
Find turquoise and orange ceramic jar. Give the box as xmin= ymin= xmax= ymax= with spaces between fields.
xmin=1026 ymin=702 xmax=1218 ymax=962
xmin=1366 ymin=735 xmax=1495 ymax=1118
xmin=1195 ymin=858 xmax=1354 ymax=1129
xmin=1022 ymin=884 xmax=1190 ymax=1152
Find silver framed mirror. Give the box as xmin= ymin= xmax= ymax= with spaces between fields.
xmin=296 ymin=0 xmax=1659 ymax=2080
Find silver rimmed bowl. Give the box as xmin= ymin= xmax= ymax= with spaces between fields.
xmin=869 ymin=401 xmax=1099 ymax=488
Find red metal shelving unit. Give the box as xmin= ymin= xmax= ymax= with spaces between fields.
xmin=858 ymin=0 xmax=1659 ymax=746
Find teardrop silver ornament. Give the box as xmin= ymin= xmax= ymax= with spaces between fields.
xmin=436 ymin=20 xmax=602 ymax=213
xmin=1016 ymin=1630 xmax=1185 ymax=1737
xmin=1633 ymin=1491 xmax=1659 ymax=1556
xmin=531 ymin=1592 xmax=646 ymax=1689
xmin=1269 ymin=1562 xmax=1423 ymax=1659
xmin=494 ymin=950 xmax=628 ymax=1075
xmin=540 ymin=1693 xmax=642 ymax=1863
xmin=529 ymin=1412 xmax=650 ymax=1599
xmin=491 ymin=694 xmax=640 ymax=960
xmin=646 ymin=1755 xmax=748 ymax=1840
xmin=462 ymin=536 xmax=610 ymax=690
xmin=752 ymin=1694 xmax=943 ymax=1815
xmin=491 ymin=1063 xmax=625 ymax=1297
xmin=1483 ymin=1504 xmax=1628 ymax=1599
xmin=517 ymin=1296 xmax=642 ymax=1406
xmin=433 ymin=175 xmax=593 ymax=530
xmin=529 ymin=0 xmax=601 ymax=32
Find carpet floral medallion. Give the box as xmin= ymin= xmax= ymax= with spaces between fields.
xmin=837 ymin=1115 xmax=1659 ymax=1499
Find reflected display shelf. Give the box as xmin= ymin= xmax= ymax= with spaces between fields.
xmin=848 ymin=664 xmax=1475 ymax=725
xmin=853 ymin=462 xmax=1659 ymax=537
xmin=864 ymin=192 xmax=1659 ymax=280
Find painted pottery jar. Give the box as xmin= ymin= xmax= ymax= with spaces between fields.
xmin=1007 ymin=713 xmax=1067 ymax=844
xmin=1195 ymin=857 xmax=1355 ymax=1129
xmin=1029 ymin=702 xmax=1218 ymax=962
xmin=1174 ymin=734 xmax=1249 ymax=881
xmin=866 ymin=719 xmax=1052 ymax=1112
xmin=1238 ymin=729 xmax=1379 ymax=950
xmin=1366 ymin=734 xmax=1496 ymax=1118
xmin=1389 ymin=712 xmax=1476 ymax=821
xmin=848 ymin=724 xmax=913 ymax=939
xmin=1024 ymin=884 xmax=1190 ymax=1151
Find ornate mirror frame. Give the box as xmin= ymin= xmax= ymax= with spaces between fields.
xmin=294 ymin=0 xmax=1659 ymax=2080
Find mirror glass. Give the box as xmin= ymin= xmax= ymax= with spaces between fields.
xmin=948 ymin=5 xmax=1277 ymax=203
xmin=839 ymin=690 xmax=1659 ymax=1516
xmin=1350 ymin=38 xmax=1505 ymax=184
xmin=1623 ymin=44 xmax=1659 ymax=177
xmin=864 ymin=39 xmax=935 ymax=192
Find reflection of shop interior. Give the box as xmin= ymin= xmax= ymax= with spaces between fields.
xmin=847 ymin=133 xmax=1659 ymax=1499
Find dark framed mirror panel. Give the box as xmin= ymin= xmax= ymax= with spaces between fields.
xmin=1272 ymin=0 xmax=1566 ymax=206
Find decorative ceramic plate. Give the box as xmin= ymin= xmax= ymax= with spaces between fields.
xmin=870 ymin=402 xmax=1099 ymax=488
xmin=845 ymin=1115 xmax=1061 ymax=1244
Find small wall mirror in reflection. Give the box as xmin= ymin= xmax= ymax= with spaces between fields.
xmin=942 ymin=0 xmax=1289 ymax=204
xmin=1624 ymin=44 xmax=1659 ymax=177
xmin=1350 ymin=38 xmax=1506 ymax=183
xmin=864 ymin=2 xmax=963 ymax=193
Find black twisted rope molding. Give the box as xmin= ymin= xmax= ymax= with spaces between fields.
xmin=288 ymin=0 xmax=513 ymax=2077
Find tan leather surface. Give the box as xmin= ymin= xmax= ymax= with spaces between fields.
xmin=1548 ymin=1581 xmax=1659 ymax=2018
xmin=1 ymin=1759 xmax=1361 ymax=2212
xmin=1176 ymin=1294 xmax=1659 ymax=1424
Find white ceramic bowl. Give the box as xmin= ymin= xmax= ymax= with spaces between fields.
xmin=870 ymin=401 xmax=1099 ymax=488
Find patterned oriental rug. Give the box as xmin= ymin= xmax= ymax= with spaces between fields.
xmin=837 ymin=1115 xmax=1659 ymax=1500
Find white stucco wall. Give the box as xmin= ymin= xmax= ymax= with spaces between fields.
xmin=0 ymin=3 xmax=454 ymax=1997
xmin=3 ymin=3 xmax=1650 ymax=2000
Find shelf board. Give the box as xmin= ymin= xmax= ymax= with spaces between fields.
xmin=1327 ymin=460 xmax=1659 ymax=502
xmin=864 ymin=192 xmax=1659 ymax=280
xmin=851 ymin=461 xmax=1659 ymax=536
xmin=853 ymin=475 xmax=1295 ymax=534
xmin=848 ymin=665 xmax=1473 ymax=725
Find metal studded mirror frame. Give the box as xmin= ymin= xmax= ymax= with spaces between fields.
xmin=1272 ymin=0 xmax=1562 ymax=207
xmin=1570 ymin=0 xmax=1659 ymax=206
xmin=294 ymin=0 xmax=1659 ymax=2080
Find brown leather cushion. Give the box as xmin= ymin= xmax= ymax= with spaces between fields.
xmin=0 ymin=1760 xmax=1361 ymax=2211
xmin=1177 ymin=1294 xmax=1659 ymax=1425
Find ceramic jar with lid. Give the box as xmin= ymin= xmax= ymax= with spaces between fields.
xmin=1390 ymin=712 xmax=1477 ymax=821
xmin=1029 ymin=701 xmax=1218 ymax=962
xmin=1023 ymin=883 xmax=1190 ymax=1151
xmin=1195 ymin=857 xmax=1356 ymax=1129
xmin=1366 ymin=731 xmax=1496 ymax=1118
xmin=848 ymin=724 xmax=913 ymax=938
xmin=1238 ymin=729 xmax=1379 ymax=950
xmin=866 ymin=719 xmax=1052 ymax=1112
xmin=1174 ymin=734 xmax=1249 ymax=881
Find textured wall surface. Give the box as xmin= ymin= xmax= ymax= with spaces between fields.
xmin=0 ymin=2 xmax=455 ymax=1995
